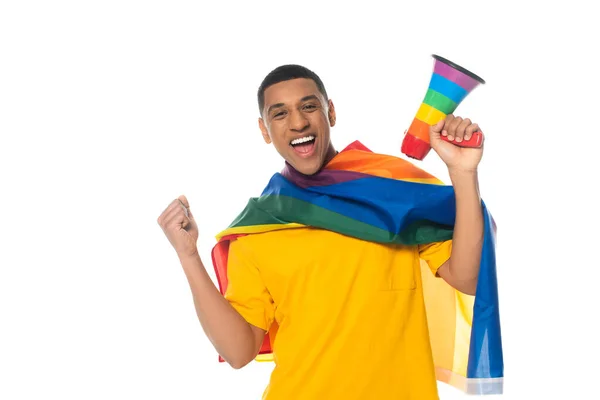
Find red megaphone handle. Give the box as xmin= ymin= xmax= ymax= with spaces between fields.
xmin=441 ymin=131 xmax=483 ymax=148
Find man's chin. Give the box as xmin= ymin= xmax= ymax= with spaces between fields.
xmin=288 ymin=156 xmax=322 ymax=176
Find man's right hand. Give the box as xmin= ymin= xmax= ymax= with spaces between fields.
xmin=157 ymin=195 xmax=265 ymax=369
xmin=157 ymin=195 xmax=199 ymax=258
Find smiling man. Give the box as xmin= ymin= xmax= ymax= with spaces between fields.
xmin=257 ymin=74 xmax=338 ymax=175
xmin=158 ymin=64 xmax=491 ymax=399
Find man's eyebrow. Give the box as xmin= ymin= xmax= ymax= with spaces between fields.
xmin=300 ymin=95 xmax=320 ymax=102
xmin=266 ymin=103 xmax=285 ymax=116
xmin=266 ymin=95 xmax=322 ymax=116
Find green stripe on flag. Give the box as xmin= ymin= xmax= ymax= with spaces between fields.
xmin=230 ymin=195 xmax=453 ymax=245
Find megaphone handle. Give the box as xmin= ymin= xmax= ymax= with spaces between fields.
xmin=441 ymin=130 xmax=483 ymax=148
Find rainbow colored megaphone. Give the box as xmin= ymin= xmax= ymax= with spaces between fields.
xmin=401 ymin=54 xmax=486 ymax=160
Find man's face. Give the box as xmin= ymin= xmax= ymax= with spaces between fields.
xmin=259 ymin=78 xmax=336 ymax=175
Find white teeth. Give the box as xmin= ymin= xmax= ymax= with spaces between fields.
xmin=290 ymin=135 xmax=315 ymax=145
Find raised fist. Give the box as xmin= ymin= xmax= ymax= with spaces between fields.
xmin=157 ymin=195 xmax=199 ymax=258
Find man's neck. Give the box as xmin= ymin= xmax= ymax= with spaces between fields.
xmin=324 ymin=144 xmax=338 ymax=165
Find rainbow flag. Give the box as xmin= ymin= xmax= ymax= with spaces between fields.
xmin=211 ymin=140 xmax=504 ymax=395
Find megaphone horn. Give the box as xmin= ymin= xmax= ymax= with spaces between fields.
xmin=401 ymin=54 xmax=485 ymax=160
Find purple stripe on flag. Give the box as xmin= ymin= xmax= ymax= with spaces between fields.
xmin=281 ymin=162 xmax=368 ymax=189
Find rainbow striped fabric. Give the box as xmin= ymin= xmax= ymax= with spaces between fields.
xmin=211 ymin=140 xmax=504 ymax=395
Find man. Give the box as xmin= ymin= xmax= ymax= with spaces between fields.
xmin=158 ymin=65 xmax=487 ymax=399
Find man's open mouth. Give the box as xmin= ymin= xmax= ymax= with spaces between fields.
xmin=290 ymin=135 xmax=316 ymax=155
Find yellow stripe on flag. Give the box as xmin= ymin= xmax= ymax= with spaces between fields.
xmin=215 ymin=223 xmax=306 ymax=240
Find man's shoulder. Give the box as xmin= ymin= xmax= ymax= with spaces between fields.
xmin=231 ymin=227 xmax=369 ymax=252
xmin=233 ymin=226 xmax=334 ymax=244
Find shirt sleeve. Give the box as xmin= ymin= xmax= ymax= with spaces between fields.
xmin=418 ymin=239 xmax=453 ymax=276
xmin=223 ymin=238 xmax=275 ymax=331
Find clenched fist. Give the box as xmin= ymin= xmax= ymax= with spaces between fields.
xmin=429 ymin=114 xmax=484 ymax=173
xmin=157 ymin=195 xmax=199 ymax=258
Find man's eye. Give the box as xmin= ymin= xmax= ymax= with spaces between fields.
xmin=274 ymin=111 xmax=286 ymax=118
xmin=304 ymin=104 xmax=317 ymax=110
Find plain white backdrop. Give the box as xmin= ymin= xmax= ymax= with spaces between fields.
xmin=1 ymin=1 xmax=599 ymax=399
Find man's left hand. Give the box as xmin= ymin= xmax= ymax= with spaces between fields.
xmin=429 ymin=114 xmax=484 ymax=173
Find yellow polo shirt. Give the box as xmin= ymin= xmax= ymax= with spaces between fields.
xmin=224 ymin=227 xmax=452 ymax=400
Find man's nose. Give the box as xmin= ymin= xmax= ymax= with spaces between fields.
xmin=290 ymin=110 xmax=309 ymax=132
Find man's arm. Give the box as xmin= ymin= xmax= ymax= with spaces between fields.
xmin=436 ymin=169 xmax=483 ymax=296
xmin=157 ymin=196 xmax=264 ymax=369
xmin=179 ymin=253 xmax=266 ymax=369
xmin=427 ymin=114 xmax=487 ymax=296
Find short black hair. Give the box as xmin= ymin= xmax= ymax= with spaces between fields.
xmin=257 ymin=64 xmax=328 ymax=116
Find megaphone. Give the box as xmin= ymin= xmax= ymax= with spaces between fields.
xmin=401 ymin=54 xmax=485 ymax=160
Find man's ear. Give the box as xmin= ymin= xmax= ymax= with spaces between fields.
xmin=258 ymin=117 xmax=271 ymax=144
xmin=328 ymin=99 xmax=336 ymax=127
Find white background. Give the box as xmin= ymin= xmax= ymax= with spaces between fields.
xmin=1 ymin=1 xmax=599 ymax=399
